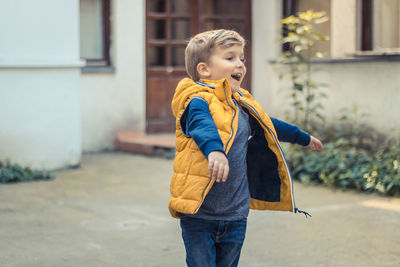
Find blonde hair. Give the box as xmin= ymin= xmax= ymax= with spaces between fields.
xmin=185 ymin=29 xmax=245 ymax=81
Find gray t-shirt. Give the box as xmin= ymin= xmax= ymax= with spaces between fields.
xmin=183 ymin=100 xmax=251 ymax=221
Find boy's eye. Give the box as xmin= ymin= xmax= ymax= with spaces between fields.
xmin=226 ymin=57 xmax=233 ymax=60
xmin=240 ymin=58 xmax=246 ymax=63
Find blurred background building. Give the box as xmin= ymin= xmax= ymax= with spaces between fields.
xmin=1 ymin=0 xmax=399 ymax=170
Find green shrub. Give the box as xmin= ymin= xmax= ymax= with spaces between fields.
xmin=0 ymin=159 xmax=54 ymax=183
xmin=363 ymin=138 xmax=400 ymax=195
xmin=284 ymin=124 xmax=400 ymax=196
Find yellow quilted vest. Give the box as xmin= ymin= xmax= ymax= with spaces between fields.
xmin=169 ymin=78 xmax=297 ymax=218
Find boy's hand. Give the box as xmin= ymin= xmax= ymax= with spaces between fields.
xmin=308 ymin=136 xmax=324 ymax=151
xmin=207 ymin=151 xmax=229 ymax=182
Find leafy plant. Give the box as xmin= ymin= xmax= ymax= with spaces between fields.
xmin=284 ymin=121 xmax=400 ymax=196
xmin=0 ymin=159 xmax=54 ymax=183
xmin=363 ymin=135 xmax=400 ymax=195
xmin=278 ymin=10 xmax=330 ymax=132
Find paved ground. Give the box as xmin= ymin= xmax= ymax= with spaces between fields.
xmin=0 ymin=152 xmax=399 ymax=267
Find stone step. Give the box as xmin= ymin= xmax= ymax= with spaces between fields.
xmin=115 ymin=132 xmax=175 ymax=158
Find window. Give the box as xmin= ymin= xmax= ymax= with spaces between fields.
xmin=80 ymin=0 xmax=112 ymax=67
xmin=361 ymin=0 xmax=400 ymax=53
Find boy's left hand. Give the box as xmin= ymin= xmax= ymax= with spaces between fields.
xmin=308 ymin=136 xmax=324 ymax=151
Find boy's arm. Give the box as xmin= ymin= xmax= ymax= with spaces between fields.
xmin=181 ymin=98 xmax=229 ymax=182
xmin=182 ymin=98 xmax=224 ymax=157
xmin=270 ymin=117 xmax=323 ymax=151
xmin=270 ymin=117 xmax=310 ymax=146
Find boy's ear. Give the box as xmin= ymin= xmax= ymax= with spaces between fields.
xmin=197 ymin=62 xmax=211 ymax=78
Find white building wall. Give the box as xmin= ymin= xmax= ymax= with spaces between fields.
xmin=0 ymin=0 xmax=82 ymax=170
xmin=331 ymin=0 xmax=357 ymax=57
xmin=268 ymin=61 xmax=400 ymax=134
xmin=80 ymin=0 xmax=146 ymax=152
xmin=0 ymin=0 xmax=80 ymax=64
xmin=252 ymin=0 xmax=282 ymax=114
xmin=252 ymin=1 xmax=400 ymax=135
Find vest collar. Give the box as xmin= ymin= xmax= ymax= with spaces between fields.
xmin=196 ymin=79 xmax=245 ymax=97
xmin=197 ymin=78 xmax=234 ymax=102
xmin=195 ymin=81 xmax=215 ymax=89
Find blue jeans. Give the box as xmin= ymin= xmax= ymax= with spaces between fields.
xmin=180 ymin=216 xmax=247 ymax=267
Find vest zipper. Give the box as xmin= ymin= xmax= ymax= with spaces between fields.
xmin=192 ymin=177 xmax=213 ymax=214
xmin=223 ymin=83 xmax=237 ymax=152
xmin=193 ymin=83 xmax=237 ymax=215
xmin=238 ymin=99 xmax=296 ymax=213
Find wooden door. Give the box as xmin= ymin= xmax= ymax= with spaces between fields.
xmin=146 ymin=0 xmax=252 ymax=133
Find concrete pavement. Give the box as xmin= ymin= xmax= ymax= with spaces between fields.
xmin=0 ymin=152 xmax=399 ymax=267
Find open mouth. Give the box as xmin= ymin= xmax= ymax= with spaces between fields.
xmin=231 ymin=73 xmax=242 ymax=81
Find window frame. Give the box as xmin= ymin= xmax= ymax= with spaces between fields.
xmin=361 ymin=0 xmax=373 ymax=51
xmin=81 ymin=0 xmax=112 ymax=69
xmin=281 ymin=0 xmax=298 ymax=53
xmin=358 ymin=0 xmax=400 ymax=56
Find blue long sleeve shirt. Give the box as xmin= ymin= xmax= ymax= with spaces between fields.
xmin=181 ymin=98 xmax=310 ymax=158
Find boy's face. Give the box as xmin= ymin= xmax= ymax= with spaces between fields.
xmin=198 ymin=44 xmax=246 ymax=92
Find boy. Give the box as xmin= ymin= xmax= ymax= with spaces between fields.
xmin=169 ymin=29 xmax=323 ymax=267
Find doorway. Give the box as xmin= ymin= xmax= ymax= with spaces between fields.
xmin=146 ymin=0 xmax=252 ymax=133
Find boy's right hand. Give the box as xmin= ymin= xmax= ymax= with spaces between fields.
xmin=207 ymin=151 xmax=229 ymax=183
